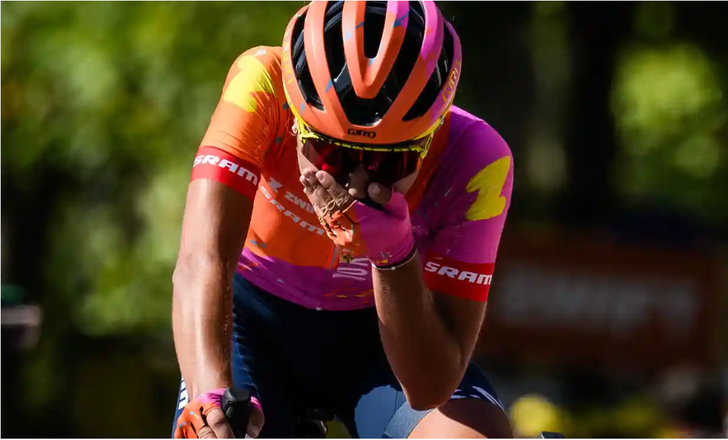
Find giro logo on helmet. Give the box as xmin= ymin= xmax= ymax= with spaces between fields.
xmin=441 ymin=59 xmax=462 ymax=105
xmin=347 ymin=128 xmax=377 ymax=139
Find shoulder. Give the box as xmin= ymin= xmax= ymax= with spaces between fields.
xmin=417 ymin=107 xmax=514 ymax=265
xmin=199 ymin=46 xmax=292 ymax=167
xmin=222 ymin=46 xmax=287 ymax=110
xmin=432 ymin=107 xmax=514 ymax=204
xmin=441 ymin=106 xmax=513 ymax=176
xmin=420 ymin=107 xmax=514 ymax=227
xmin=233 ymin=46 xmax=284 ymax=72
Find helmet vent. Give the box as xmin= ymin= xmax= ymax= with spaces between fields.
xmin=292 ymin=8 xmax=324 ymax=111
xmin=327 ymin=1 xmax=423 ymax=126
xmin=363 ymin=1 xmax=387 ymax=59
xmin=402 ymin=18 xmax=454 ymax=121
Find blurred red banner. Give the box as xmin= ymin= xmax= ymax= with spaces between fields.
xmin=477 ymin=227 xmax=724 ymax=372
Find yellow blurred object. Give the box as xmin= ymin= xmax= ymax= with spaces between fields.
xmin=610 ymin=396 xmax=661 ymax=436
xmin=509 ymin=394 xmax=563 ymax=437
xmin=326 ymin=420 xmax=352 ymax=438
xmin=655 ymin=426 xmax=685 ymax=438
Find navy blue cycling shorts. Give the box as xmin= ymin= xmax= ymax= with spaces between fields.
xmin=172 ymin=272 xmax=503 ymax=438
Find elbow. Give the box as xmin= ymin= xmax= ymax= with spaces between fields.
xmin=171 ymin=253 xmax=222 ymax=311
xmin=400 ymin=361 xmax=466 ymax=411
xmin=172 ymin=257 xmax=197 ymax=319
xmin=403 ymin=380 xmax=457 ymax=411
xmin=172 ymin=256 xmax=195 ymax=294
xmin=172 ymin=252 xmax=225 ymax=293
xmin=405 ymin=389 xmax=452 ymax=412
xmin=172 ymin=257 xmax=196 ymax=301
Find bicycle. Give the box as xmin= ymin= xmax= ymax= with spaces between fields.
xmin=221 ymin=388 xmax=564 ymax=438
xmin=222 ymin=388 xmax=332 ymax=438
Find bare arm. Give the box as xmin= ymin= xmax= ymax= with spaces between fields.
xmin=372 ymin=123 xmax=512 ymax=411
xmin=170 ymin=46 xmax=283 ymax=439
xmin=172 ymin=179 xmax=253 ymax=399
xmin=373 ymin=256 xmax=487 ymax=410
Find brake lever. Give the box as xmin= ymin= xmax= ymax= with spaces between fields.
xmin=221 ymin=388 xmax=251 ymax=439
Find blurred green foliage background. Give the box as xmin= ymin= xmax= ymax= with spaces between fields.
xmin=2 ymin=1 xmax=726 ymax=438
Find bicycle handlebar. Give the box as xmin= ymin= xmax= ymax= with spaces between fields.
xmin=221 ymin=388 xmax=251 ymax=439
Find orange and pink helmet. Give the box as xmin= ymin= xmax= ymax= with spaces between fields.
xmin=281 ymin=0 xmax=462 ymax=146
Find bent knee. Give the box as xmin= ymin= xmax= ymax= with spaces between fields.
xmin=409 ymin=398 xmax=513 ymax=439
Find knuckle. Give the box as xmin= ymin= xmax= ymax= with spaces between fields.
xmin=197 ymin=426 xmax=216 ymax=439
xmin=206 ymin=412 xmax=228 ymax=430
xmin=251 ymin=407 xmax=265 ymax=425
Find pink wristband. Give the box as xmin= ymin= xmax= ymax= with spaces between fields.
xmin=197 ymin=388 xmax=226 ymax=407
xmin=250 ymin=396 xmax=263 ymax=413
xmin=196 ymin=388 xmax=263 ymax=414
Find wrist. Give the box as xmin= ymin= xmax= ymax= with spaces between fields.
xmin=188 ymin=376 xmax=231 ymax=402
xmin=195 ymin=388 xmax=226 ymax=407
xmin=194 ymin=388 xmax=263 ymax=412
xmin=372 ymin=246 xmax=418 ymax=271
xmin=368 ymin=229 xmax=415 ymax=267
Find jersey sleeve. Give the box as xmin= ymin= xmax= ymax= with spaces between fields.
xmin=191 ymin=46 xmax=286 ymax=200
xmin=422 ymin=122 xmax=514 ymax=302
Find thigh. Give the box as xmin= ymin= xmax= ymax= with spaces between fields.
xmin=171 ymin=273 xmax=298 ymax=438
xmin=344 ymin=361 xmax=507 ymax=439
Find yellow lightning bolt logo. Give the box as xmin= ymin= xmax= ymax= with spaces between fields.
xmin=465 ymin=156 xmax=511 ymax=221
xmin=223 ymin=56 xmax=276 ymax=112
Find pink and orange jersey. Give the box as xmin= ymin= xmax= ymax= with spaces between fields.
xmin=190 ymin=46 xmax=514 ymax=311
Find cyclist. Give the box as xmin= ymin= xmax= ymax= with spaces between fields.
xmin=172 ymin=1 xmax=514 ymax=438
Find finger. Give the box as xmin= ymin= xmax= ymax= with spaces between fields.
xmin=308 ymin=172 xmax=335 ymax=209
xmin=305 ymin=171 xmax=334 ymax=216
xmin=299 ymin=174 xmax=313 ymax=195
xmin=173 ymin=425 xmax=185 ymax=439
xmin=247 ymin=407 xmax=265 ymax=438
xmin=300 ymin=169 xmax=329 ymax=215
xmin=346 ymin=165 xmax=370 ymax=200
xmin=204 ymin=408 xmax=234 ymax=439
xmin=368 ymin=182 xmax=392 ymax=206
xmin=316 ymin=170 xmax=353 ymax=209
xmin=197 ymin=425 xmax=216 ymax=439
xmin=301 ymin=168 xmax=317 ymax=189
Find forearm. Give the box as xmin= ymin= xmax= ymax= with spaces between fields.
xmin=172 ymin=255 xmax=236 ymax=399
xmin=372 ymin=252 xmax=467 ymax=410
